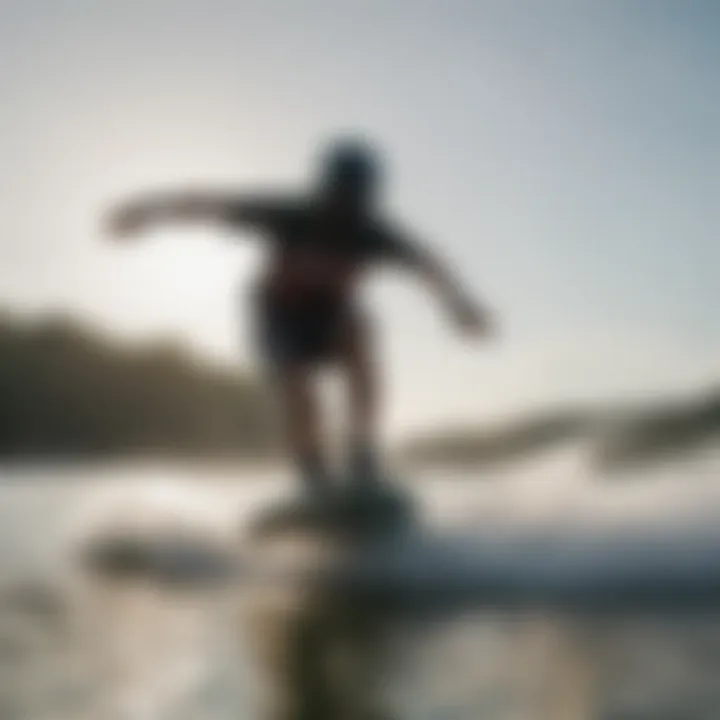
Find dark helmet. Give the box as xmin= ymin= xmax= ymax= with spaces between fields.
xmin=318 ymin=138 xmax=383 ymax=197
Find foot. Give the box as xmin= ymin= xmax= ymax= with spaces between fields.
xmin=348 ymin=447 xmax=384 ymax=496
xmin=296 ymin=452 xmax=334 ymax=500
xmin=346 ymin=462 xmax=413 ymax=532
xmin=298 ymin=468 xmax=336 ymax=506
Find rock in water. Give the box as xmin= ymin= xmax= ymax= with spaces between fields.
xmin=79 ymin=532 xmax=235 ymax=585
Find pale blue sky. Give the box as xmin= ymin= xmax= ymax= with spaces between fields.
xmin=0 ymin=0 xmax=718 ymax=434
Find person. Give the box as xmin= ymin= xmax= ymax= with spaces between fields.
xmin=106 ymin=138 xmax=494 ymax=494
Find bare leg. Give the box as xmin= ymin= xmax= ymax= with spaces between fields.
xmin=336 ymin=309 xmax=381 ymax=484
xmin=278 ymin=365 xmax=329 ymax=491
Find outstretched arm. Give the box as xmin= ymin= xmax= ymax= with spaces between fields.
xmin=105 ymin=189 xmax=275 ymax=238
xmin=380 ymin=226 xmax=496 ymax=337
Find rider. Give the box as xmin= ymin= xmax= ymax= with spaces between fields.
xmin=106 ymin=138 xmax=493 ymax=492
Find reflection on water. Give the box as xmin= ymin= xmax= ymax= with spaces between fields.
xmin=0 ymin=450 xmax=720 ymax=719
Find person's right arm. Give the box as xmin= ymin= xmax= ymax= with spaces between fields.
xmin=376 ymin=222 xmax=496 ymax=338
xmin=104 ymin=189 xmax=277 ymax=238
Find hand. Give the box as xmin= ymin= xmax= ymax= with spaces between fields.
xmin=452 ymin=296 xmax=495 ymax=338
xmin=104 ymin=201 xmax=154 ymax=240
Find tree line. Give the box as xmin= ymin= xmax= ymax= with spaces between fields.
xmin=0 ymin=310 xmax=282 ymax=459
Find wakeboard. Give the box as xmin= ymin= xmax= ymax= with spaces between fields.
xmin=247 ymin=476 xmax=416 ymax=541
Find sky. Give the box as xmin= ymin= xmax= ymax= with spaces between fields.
xmin=0 ymin=0 xmax=718 ymax=435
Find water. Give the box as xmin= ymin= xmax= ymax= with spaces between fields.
xmin=1 ymin=445 xmax=720 ymax=720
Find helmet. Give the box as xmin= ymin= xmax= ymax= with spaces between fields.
xmin=318 ymin=138 xmax=383 ymax=195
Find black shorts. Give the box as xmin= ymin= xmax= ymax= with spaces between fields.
xmin=257 ymin=298 xmax=348 ymax=369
